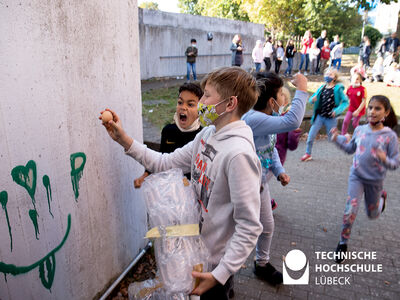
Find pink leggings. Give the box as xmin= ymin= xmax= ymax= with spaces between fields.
xmin=341 ymin=110 xmax=362 ymax=135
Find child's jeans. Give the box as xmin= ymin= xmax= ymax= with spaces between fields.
xmin=284 ymin=57 xmax=293 ymax=75
xmin=340 ymin=173 xmax=384 ymax=244
xmin=255 ymin=62 xmax=261 ymax=73
xmin=341 ymin=110 xmax=362 ymax=135
xmin=255 ymin=180 xmax=274 ymax=265
xmin=187 ymin=62 xmax=197 ymax=81
xmin=306 ymin=115 xmax=337 ymax=155
xmin=299 ymin=53 xmax=309 ymax=71
xmin=331 ymin=58 xmax=341 ymax=70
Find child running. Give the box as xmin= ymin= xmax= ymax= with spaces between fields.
xmin=101 ymin=67 xmax=263 ymax=299
xmin=134 ymin=82 xmax=203 ymax=188
xmin=331 ymin=95 xmax=399 ymax=263
xmin=242 ymin=72 xmax=308 ymax=285
xmin=301 ymin=68 xmax=349 ymax=161
xmin=341 ymin=73 xmax=366 ymax=135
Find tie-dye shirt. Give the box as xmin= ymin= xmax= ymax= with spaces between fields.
xmin=335 ymin=124 xmax=400 ymax=181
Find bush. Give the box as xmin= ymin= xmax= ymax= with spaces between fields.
xmin=342 ymin=25 xmax=382 ymax=48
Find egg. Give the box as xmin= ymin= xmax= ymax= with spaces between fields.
xmin=102 ymin=111 xmax=113 ymax=123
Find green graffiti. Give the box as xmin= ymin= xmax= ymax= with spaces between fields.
xmin=0 ymin=191 xmax=13 ymax=252
xmin=29 ymin=210 xmax=40 ymax=240
xmin=0 ymin=214 xmax=71 ymax=290
xmin=70 ymin=152 xmax=87 ymax=201
xmin=42 ymin=175 xmax=53 ymax=218
xmin=11 ymin=160 xmax=37 ymax=210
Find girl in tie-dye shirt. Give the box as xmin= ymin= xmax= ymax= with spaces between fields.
xmin=331 ymin=95 xmax=399 ymax=263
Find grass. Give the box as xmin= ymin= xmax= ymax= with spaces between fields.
xmin=141 ymin=54 xmax=400 ymax=130
xmin=142 ymin=86 xmax=179 ymax=130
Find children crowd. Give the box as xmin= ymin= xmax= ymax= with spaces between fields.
xmin=100 ymin=33 xmax=399 ymax=299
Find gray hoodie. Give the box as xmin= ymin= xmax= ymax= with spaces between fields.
xmin=335 ymin=124 xmax=399 ymax=181
xmin=126 ymin=120 xmax=263 ymax=285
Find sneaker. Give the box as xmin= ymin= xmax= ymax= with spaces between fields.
xmin=335 ymin=243 xmax=347 ymax=264
xmin=381 ymin=190 xmax=387 ymax=213
xmin=304 ymin=71 xmax=308 ymax=76
xmin=254 ymin=262 xmax=283 ymax=285
xmin=301 ymin=153 xmax=312 ymax=162
xmin=271 ymin=199 xmax=278 ymax=210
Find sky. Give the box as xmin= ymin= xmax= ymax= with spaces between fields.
xmin=139 ymin=0 xmax=180 ymax=13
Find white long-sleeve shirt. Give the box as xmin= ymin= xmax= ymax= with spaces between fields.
xmin=263 ymin=42 xmax=274 ymax=58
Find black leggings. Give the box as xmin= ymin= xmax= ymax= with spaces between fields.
xmin=275 ymin=60 xmax=282 ymax=74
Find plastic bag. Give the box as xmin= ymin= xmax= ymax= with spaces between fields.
xmin=128 ymin=277 xmax=187 ymax=300
xmin=142 ymin=168 xmax=209 ymax=295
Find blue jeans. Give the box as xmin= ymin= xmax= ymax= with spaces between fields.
xmin=284 ymin=57 xmax=293 ymax=75
xmin=331 ymin=58 xmax=341 ymax=70
xmin=255 ymin=62 xmax=261 ymax=73
xmin=306 ymin=115 xmax=337 ymax=154
xmin=186 ymin=62 xmax=197 ymax=81
xmin=299 ymin=53 xmax=309 ymax=71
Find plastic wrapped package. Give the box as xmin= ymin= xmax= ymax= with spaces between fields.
xmin=141 ymin=168 xmax=209 ymax=295
xmin=128 ymin=277 xmax=187 ymax=300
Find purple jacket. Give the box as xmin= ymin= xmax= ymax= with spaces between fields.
xmin=276 ymin=129 xmax=302 ymax=165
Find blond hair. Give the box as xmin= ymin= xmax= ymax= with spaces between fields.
xmin=201 ymin=67 xmax=259 ymax=116
xmin=324 ymin=67 xmax=340 ymax=82
xmin=282 ymin=87 xmax=291 ymax=104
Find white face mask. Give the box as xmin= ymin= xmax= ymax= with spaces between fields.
xmin=272 ymin=98 xmax=285 ymax=116
xmin=192 ymin=44 xmax=196 ymax=47
xmin=352 ymin=83 xmax=360 ymax=88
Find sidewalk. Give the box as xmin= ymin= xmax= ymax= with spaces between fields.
xmin=233 ymin=139 xmax=400 ymax=299
xmin=140 ymin=77 xmax=400 ymax=299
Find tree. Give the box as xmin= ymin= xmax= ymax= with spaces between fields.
xmin=139 ymin=1 xmax=159 ymax=10
xmin=179 ymin=0 xmax=249 ymax=21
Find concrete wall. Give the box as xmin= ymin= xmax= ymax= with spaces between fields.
xmin=139 ymin=9 xmax=265 ymax=79
xmin=0 ymin=1 xmax=146 ymax=299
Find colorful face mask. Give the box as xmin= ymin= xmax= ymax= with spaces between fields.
xmin=197 ymin=98 xmax=229 ymax=127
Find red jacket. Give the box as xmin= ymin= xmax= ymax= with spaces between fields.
xmin=321 ymin=46 xmax=330 ymax=60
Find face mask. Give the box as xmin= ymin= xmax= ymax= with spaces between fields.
xmin=197 ymin=98 xmax=229 ymax=127
xmin=324 ymin=76 xmax=334 ymax=83
xmin=192 ymin=44 xmax=196 ymax=47
xmin=369 ymin=117 xmax=385 ymax=126
xmin=272 ymin=98 xmax=285 ymax=116
xmin=352 ymin=83 xmax=360 ymax=88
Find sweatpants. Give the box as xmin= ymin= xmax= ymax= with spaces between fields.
xmin=341 ymin=110 xmax=362 ymax=135
xmin=340 ymin=173 xmax=384 ymax=244
xmin=255 ymin=180 xmax=274 ymax=265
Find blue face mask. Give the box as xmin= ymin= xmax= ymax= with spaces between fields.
xmin=324 ymin=76 xmax=334 ymax=83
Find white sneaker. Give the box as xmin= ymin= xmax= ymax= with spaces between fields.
xmin=304 ymin=71 xmax=308 ymax=76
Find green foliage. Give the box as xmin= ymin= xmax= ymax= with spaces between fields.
xmin=364 ymin=25 xmax=382 ymax=48
xmin=179 ymin=0 xmax=249 ymax=21
xmin=342 ymin=25 xmax=382 ymax=47
xmin=179 ymin=0 xmax=363 ymax=41
xmin=139 ymin=1 xmax=159 ymax=10
xmin=354 ymin=0 xmax=397 ymax=10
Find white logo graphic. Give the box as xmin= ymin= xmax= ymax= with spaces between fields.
xmin=283 ymin=249 xmax=309 ymax=285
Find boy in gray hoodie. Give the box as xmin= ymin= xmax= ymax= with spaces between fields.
xmin=100 ymin=67 xmax=262 ymax=299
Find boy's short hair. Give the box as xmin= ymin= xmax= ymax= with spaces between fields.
xmin=191 ymin=38 xmax=197 ymax=43
xmin=201 ymin=67 xmax=259 ymax=116
xmin=179 ymin=82 xmax=203 ymax=99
